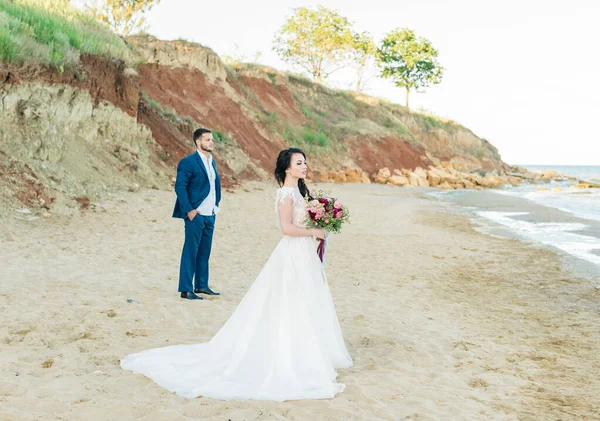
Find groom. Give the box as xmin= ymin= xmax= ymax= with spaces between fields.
xmin=173 ymin=128 xmax=222 ymax=300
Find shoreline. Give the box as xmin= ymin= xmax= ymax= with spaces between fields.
xmin=427 ymin=187 xmax=600 ymax=279
xmin=1 ymin=182 xmax=599 ymax=420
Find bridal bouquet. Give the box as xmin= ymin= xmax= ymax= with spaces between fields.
xmin=304 ymin=190 xmax=350 ymax=263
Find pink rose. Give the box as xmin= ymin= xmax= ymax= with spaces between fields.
xmin=334 ymin=200 xmax=342 ymax=209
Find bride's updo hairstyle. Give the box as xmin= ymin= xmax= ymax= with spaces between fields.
xmin=274 ymin=148 xmax=311 ymax=199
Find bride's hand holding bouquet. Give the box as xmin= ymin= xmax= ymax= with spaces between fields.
xmin=304 ymin=190 xmax=350 ymax=262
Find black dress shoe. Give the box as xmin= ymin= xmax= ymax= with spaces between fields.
xmin=180 ymin=291 xmax=203 ymax=300
xmin=194 ymin=287 xmax=220 ymax=296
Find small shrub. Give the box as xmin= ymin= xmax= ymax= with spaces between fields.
xmin=143 ymin=93 xmax=164 ymax=113
xmin=302 ymin=126 xmax=317 ymax=144
xmin=382 ymin=117 xmax=395 ymax=128
xmin=395 ymin=123 xmax=410 ymax=136
xmin=213 ymin=130 xmax=233 ymax=144
xmin=423 ymin=115 xmax=445 ymax=130
xmin=267 ymin=111 xmax=279 ymax=125
xmin=0 ymin=26 xmax=17 ymax=62
xmin=317 ymin=131 xmax=328 ymax=147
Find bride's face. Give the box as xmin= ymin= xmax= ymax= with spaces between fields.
xmin=287 ymin=153 xmax=307 ymax=180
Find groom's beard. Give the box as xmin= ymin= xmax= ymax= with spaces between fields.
xmin=201 ymin=145 xmax=213 ymax=153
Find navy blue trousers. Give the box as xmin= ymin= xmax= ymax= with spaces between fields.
xmin=178 ymin=214 xmax=215 ymax=292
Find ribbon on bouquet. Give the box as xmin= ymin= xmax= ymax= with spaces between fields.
xmin=316 ymin=230 xmax=329 ymax=268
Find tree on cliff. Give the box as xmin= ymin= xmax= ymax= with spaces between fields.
xmin=85 ymin=0 xmax=160 ymax=36
xmin=273 ymin=6 xmax=356 ymax=83
xmin=350 ymin=31 xmax=376 ymax=92
xmin=376 ymin=28 xmax=444 ymax=108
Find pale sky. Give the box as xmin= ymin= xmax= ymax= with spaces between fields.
xmin=145 ymin=0 xmax=599 ymax=166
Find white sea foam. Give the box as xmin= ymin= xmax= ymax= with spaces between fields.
xmin=494 ymin=186 xmax=600 ymax=222
xmin=476 ymin=211 xmax=600 ymax=266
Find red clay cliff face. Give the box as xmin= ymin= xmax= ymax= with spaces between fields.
xmin=237 ymin=75 xmax=306 ymax=126
xmin=137 ymin=102 xmax=193 ymax=163
xmin=136 ymin=63 xmax=287 ymax=173
xmin=73 ymin=55 xmax=139 ymax=117
xmin=351 ymin=137 xmax=432 ymax=176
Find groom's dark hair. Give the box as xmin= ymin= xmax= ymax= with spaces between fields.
xmin=193 ymin=128 xmax=212 ymax=146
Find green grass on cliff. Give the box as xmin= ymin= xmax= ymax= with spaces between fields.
xmin=0 ymin=0 xmax=130 ymax=69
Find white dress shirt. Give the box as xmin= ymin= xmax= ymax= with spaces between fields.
xmin=196 ymin=151 xmax=220 ymax=216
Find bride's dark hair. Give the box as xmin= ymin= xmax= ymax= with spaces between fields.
xmin=274 ymin=148 xmax=311 ymax=198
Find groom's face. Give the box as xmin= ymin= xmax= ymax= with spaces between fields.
xmin=197 ymin=133 xmax=214 ymax=152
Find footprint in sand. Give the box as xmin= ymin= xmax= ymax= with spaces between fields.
xmin=75 ymin=332 xmax=95 ymax=341
xmin=360 ymin=336 xmax=374 ymax=347
xmin=125 ymin=330 xmax=148 ymax=338
xmin=453 ymin=340 xmax=476 ymax=351
xmin=468 ymin=378 xmax=490 ymax=388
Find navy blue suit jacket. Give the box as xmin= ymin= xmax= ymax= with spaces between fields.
xmin=172 ymin=152 xmax=221 ymax=219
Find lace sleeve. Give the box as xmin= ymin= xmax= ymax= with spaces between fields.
xmin=276 ymin=187 xmax=295 ymax=205
xmin=275 ymin=187 xmax=308 ymax=229
xmin=275 ymin=187 xmax=295 ymax=215
xmin=275 ymin=188 xmax=295 ymax=229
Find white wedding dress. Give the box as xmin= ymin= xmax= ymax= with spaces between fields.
xmin=120 ymin=186 xmax=352 ymax=401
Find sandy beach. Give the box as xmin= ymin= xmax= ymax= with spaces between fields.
xmin=1 ymin=182 xmax=599 ymax=421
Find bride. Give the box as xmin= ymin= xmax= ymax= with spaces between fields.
xmin=121 ymin=147 xmax=353 ymax=401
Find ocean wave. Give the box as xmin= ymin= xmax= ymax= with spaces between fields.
xmin=475 ymin=211 xmax=600 ymax=266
